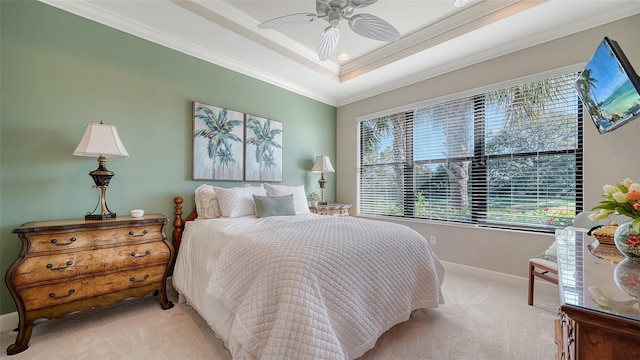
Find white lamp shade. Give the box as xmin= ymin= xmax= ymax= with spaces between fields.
xmin=73 ymin=123 xmax=129 ymax=157
xmin=311 ymin=155 xmax=335 ymax=173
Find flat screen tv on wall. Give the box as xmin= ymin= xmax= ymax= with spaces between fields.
xmin=574 ymin=36 xmax=640 ymax=134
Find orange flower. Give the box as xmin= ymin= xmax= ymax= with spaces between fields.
xmin=627 ymin=183 xmax=640 ymax=201
xmin=592 ymin=179 xmax=640 ymax=224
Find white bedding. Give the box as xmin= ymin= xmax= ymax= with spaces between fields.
xmin=173 ymin=214 xmax=445 ymax=359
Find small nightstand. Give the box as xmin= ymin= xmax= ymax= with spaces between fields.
xmin=310 ymin=203 xmax=352 ymax=216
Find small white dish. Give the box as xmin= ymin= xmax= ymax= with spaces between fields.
xmin=130 ymin=209 xmax=144 ymax=218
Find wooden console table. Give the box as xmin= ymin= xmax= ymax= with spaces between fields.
xmin=554 ymin=229 xmax=640 ymax=360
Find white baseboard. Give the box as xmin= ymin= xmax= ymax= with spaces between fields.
xmin=441 ymin=260 xmax=558 ymax=296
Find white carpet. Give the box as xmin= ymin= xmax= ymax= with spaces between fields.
xmin=0 ymin=268 xmax=559 ymax=360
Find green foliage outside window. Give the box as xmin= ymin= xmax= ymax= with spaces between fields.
xmin=358 ymin=72 xmax=582 ymax=232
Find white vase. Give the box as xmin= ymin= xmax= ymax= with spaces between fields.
xmin=310 ymin=200 xmax=318 ymax=207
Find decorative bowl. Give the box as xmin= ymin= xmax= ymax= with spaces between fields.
xmin=613 ymin=222 xmax=640 ymax=260
xmin=130 ymin=209 xmax=144 ymax=218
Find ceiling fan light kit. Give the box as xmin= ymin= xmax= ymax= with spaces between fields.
xmin=337 ymin=53 xmax=351 ymax=61
xmin=258 ymin=0 xmax=400 ymax=61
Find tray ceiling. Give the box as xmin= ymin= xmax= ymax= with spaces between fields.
xmin=40 ymin=0 xmax=640 ymax=106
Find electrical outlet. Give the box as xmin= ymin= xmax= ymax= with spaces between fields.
xmin=429 ymin=235 xmax=436 ymax=245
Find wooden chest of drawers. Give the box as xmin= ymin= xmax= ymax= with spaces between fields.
xmin=5 ymin=214 xmax=174 ymax=355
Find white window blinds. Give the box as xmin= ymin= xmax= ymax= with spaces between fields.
xmin=358 ymin=72 xmax=583 ymax=232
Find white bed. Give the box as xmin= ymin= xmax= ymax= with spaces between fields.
xmin=172 ymin=194 xmax=445 ymax=360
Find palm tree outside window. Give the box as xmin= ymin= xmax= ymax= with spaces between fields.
xmin=358 ymin=71 xmax=583 ymax=232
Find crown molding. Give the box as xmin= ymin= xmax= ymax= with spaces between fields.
xmin=339 ymin=0 xmax=526 ymax=78
xmin=176 ymin=0 xmax=342 ymax=75
xmin=38 ymin=0 xmax=338 ymax=106
xmin=336 ymin=4 xmax=640 ymax=107
xmin=37 ymin=0 xmax=640 ymax=108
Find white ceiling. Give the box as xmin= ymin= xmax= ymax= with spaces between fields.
xmin=40 ymin=0 xmax=640 ymax=106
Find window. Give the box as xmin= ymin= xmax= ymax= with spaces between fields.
xmin=358 ymin=72 xmax=583 ymax=232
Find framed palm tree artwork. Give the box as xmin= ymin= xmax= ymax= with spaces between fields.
xmin=193 ymin=102 xmax=244 ymax=180
xmin=245 ymin=115 xmax=283 ymax=182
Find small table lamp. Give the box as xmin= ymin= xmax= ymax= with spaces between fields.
xmin=73 ymin=121 xmax=129 ymax=220
xmin=311 ymin=155 xmax=335 ymax=205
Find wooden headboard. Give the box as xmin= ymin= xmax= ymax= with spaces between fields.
xmin=172 ymin=196 xmax=197 ymax=255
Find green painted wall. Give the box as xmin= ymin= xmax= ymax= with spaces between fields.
xmin=0 ymin=1 xmax=336 ymax=315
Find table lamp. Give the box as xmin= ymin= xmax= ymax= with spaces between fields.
xmin=311 ymin=155 xmax=335 ymax=205
xmin=73 ymin=121 xmax=129 ymax=220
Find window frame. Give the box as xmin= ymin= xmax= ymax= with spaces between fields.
xmin=356 ymin=66 xmax=584 ymax=233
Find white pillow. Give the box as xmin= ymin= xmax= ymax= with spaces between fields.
xmin=263 ymin=183 xmax=310 ymax=213
xmin=214 ymin=185 xmax=266 ymax=218
xmin=194 ymin=184 xmax=222 ymax=219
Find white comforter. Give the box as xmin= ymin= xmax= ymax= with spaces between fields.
xmin=173 ymin=214 xmax=445 ymax=360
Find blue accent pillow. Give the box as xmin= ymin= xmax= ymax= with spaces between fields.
xmin=253 ymin=194 xmax=297 ymax=218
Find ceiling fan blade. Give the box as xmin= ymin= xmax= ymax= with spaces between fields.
xmin=318 ymin=26 xmax=340 ymax=61
xmin=348 ymin=14 xmax=400 ymax=42
xmin=258 ymin=13 xmax=318 ymax=29
xmin=346 ymin=0 xmax=379 ymax=8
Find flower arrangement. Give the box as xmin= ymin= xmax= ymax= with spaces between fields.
xmin=307 ymin=192 xmax=320 ymax=202
xmin=590 ymin=178 xmax=640 ymax=231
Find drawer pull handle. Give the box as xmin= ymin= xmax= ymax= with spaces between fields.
xmin=129 ymin=274 xmax=149 ymax=283
xmin=50 ymin=237 xmax=77 ymax=246
xmin=128 ymin=230 xmax=148 ymax=238
xmin=130 ymin=250 xmax=151 ymax=258
xmin=46 ymin=261 xmax=73 ymax=271
xmin=49 ymin=289 xmax=75 ymax=300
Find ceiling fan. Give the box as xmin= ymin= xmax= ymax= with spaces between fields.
xmin=258 ymin=0 xmax=401 ymax=61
